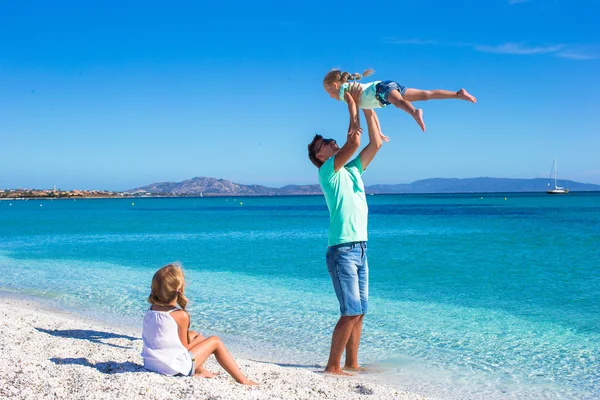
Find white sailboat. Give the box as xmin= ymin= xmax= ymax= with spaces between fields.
xmin=546 ymin=157 xmax=569 ymax=194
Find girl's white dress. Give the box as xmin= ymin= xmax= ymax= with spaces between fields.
xmin=141 ymin=308 xmax=194 ymax=376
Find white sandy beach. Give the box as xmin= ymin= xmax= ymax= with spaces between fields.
xmin=0 ymin=296 xmax=430 ymax=400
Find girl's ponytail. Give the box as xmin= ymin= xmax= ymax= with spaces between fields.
xmin=361 ymin=68 xmax=375 ymax=78
xmin=323 ymin=68 xmax=375 ymax=85
xmin=347 ymin=68 xmax=375 ymax=81
xmin=177 ymin=290 xmax=188 ymax=310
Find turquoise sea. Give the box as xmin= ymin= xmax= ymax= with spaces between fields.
xmin=1 ymin=193 xmax=599 ymax=399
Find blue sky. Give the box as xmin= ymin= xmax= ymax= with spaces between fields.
xmin=1 ymin=0 xmax=599 ymax=190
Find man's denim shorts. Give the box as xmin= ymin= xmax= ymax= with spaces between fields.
xmin=375 ymin=80 xmax=407 ymax=106
xmin=326 ymin=241 xmax=368 ymax=316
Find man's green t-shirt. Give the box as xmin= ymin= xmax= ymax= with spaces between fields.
xmin=318 ymin=156 xmax=368 ymax=247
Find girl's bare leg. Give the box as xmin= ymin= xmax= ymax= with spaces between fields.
xmin=187 ymin=330 xmax=218 ymax=377
xmin=189 ymin=336 xmax=257 ymax=386
xmin=403 ymin=88 xmax=476 ymax=103
xmin=195 ymin=365 xmax=220 ymax=378
xmin=387 ymin=90 xmax=425 ymax=132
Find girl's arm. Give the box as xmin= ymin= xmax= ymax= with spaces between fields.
xmin=172 ymin=310 xmax=205 ymax=350
xmin=188 ymin=330 xmax=205 ymax=343
xmin=373 ymin=111 xmax=382 ymax=132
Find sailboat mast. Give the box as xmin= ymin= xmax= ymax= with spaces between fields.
xmin=546 ymin=157 xmax=568 ymax=194
xmin=554 ymin=157 xmax=558 ymax=188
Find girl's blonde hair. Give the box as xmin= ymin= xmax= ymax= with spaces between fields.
xmin=148 ymin=263 xmax=188 ymax=310
xmin=323 ymin=68 xmax=375 ymax=86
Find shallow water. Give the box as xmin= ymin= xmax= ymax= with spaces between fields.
xmin=1 ymin=193 xmax=599 ymax=399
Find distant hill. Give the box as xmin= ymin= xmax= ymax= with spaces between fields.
xmin=368 ymin=178 xmax=600 ymax=194
xmin=127 ymin=177 xmax=600 ymax=196
xmin=127 ymin=177 xmax=279 ymax=195
xmin=278 ymin=184 xmax=322 ymax=195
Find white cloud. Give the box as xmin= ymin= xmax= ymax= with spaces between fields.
xmin=474 ymin=42 xmax=564 ymax=55
xmin=556 ymin=46 xmax=600 ymax=60
xmin=386 ymin=37 xmax=599 ymax=60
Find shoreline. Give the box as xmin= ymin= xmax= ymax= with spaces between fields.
xmin=0 ymin=294 xmax=430 ymax=400
xmin=2 ymin=191 xmax=599 ymax=202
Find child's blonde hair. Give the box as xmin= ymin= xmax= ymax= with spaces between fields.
xmin=148 ymin=263 xmax=189 ymax=310
xmin=323 ymin=68 xmax=375 ymax=86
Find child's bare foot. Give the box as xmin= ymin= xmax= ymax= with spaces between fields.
xmin=195 ymin=369 xmax=220 ymax=378
xmin=240 ymin=378 xmax=258 ymax=386
xmin=413 ymin=109 xmax=425 ymax=132
xmin=380 ymin=133 xmax=390 ymax=143
xmin=457 ymin=88 xmax=476 ymax=103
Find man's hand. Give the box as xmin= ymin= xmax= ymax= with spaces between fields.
xmin=347 ymin=82 xmax=362 ymax=106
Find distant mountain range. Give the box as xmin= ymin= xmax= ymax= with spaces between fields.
xmin=127 ymin=176 xmax=600 ymax=196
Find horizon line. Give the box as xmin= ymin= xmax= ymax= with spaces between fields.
xmin=3 ymin=176 xmax=600 ymax=192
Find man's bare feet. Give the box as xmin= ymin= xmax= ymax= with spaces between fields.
xmin=343 ymin=364 xmax=371 ymax=372
xmin=195 ymin=369 xmax=220 ymax=378
xmin=413 ymin=109 xmax=426 ymax=132
xmin=323 ymin=367 xmax=352 ymax=376
xmin=457 ymin=88 xmax=476 ymax=103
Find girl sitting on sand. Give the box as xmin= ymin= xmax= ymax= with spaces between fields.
xmin=141 ymin=263 xmax=257 ymax=385
xmin=323 ymin=68 xmax=476 ymax=136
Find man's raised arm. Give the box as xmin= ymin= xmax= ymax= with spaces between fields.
xmin=334 ymin=84 xmax=364 ymax=172
xmin=359 ymin=109 xmax=383 ymax=170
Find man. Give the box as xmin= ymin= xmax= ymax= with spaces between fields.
xmin=307 ymin=85 xmax=383 ymax=374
